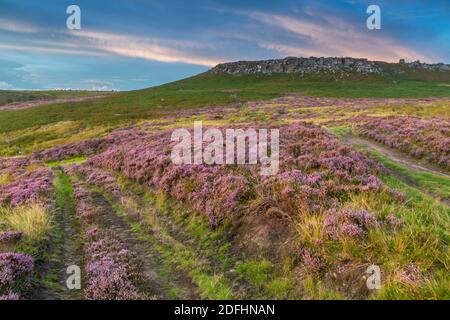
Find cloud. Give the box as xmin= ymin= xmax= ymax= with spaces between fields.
xmin=71 ymin=31 xmax=222 ymax=67
xmin=0 ymin=43 xmax=107 ymax=57
xmin=0 ymin=18 xmax=42 ymax=33
xmin=0 ymin=18 xmax=222 ymax=67
xmin=250 ymin=12 xmax=430 ymax=62
xmin=83 ymin=79 xmax=116 ymax=91
xmin=0 ymin=81 xmax=22 ymax=90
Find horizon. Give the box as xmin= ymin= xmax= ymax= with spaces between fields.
xmin=1 ymin=0 xmax=449 ymax=91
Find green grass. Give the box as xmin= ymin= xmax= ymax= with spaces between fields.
xmin=46 ymin=156 xmax=87 ymax=167
xmin=95 ymin=177 xmax=236 ymax=299
xmin=43 ymin=169 xmax=82 ymax=299
xmin=372 ymin=175 xmax=449 ymax=299
xmin=0 ymin=72 xmax=449 ymax=134
xmin=0 ymin=89 xmax=111 ymax=106
xmin=367 ymin=150 xmax=450 ymax=201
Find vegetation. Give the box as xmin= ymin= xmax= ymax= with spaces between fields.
xmin=0 ymin=90 xmax=111 ymax=107
xmin=0 ymin=70 xmax=449 ymax=300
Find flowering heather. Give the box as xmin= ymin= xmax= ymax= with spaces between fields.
xmin=323 ymin=208 xmax=377 ymax=240
xmin=0 ymin=231 xmax=23 ymax=244
xmin=258 ymin=123 xmax=383 ymax=214
xmin=356 ymin=116 xmax=450 ymax=169
xmin=66 ymin=164 xmax=120 ymax=197
xmin=71 ymin=183 xmax=101 ymax=223
xmin=83 ymin=227 xmax=144 ymax=300
xmin=247 ymin=94 xmax=449 ymax=110
xmin=0 ymin=252 xmax=34 ymax=296
xmin=399 ymin=264 xmax=422 ymax=284
xmin=298 ymin=248 xmax=323 ymax=273
xmin=0 ymin=167 xmax=53 ymax=207
xmin=88 ymin=129 xmax=252 ymax=226
xmin=31 ymin=127 xmax=147 ymax=162
xmin=31 ymin=139 xmax=105 ymax=162
xmin=386 ymin=213 xmax=403 ymax=230
xmin=87 ymin=122 xmax=385 ymax=225
xmin=0 ymin=291 xmax=20 ymax=300
xmin=0 ymin=156 xmax=43 ymax=178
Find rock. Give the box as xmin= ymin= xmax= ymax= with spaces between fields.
xmin=208 ymin=56 xmax=450 ymax=76
xmin=209 ymin=57 xmax=383 ymax=75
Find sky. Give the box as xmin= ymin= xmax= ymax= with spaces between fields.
xmin=0 ymin=0 xmax=449 ymax=91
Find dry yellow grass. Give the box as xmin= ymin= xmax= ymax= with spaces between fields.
xmin=0 ymin=204 xmax=52 ymax=241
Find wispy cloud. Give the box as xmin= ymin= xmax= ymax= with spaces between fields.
xmin=0 ymin=43 xmax=107 ymax=57
xmin=83 ymin=79 xmax=115 ymax=91
xmin=0 ymin=17 xmax=42 ymax=33
xmin=71 ymin=31 xmax=222 ymax=67
xmin=0 ymin=17 xmax=222 ymax=67
xmin=0 ymin=81 xmax=22 ymax=90
xmin=250 ymin=12 xmax=430 ymax=62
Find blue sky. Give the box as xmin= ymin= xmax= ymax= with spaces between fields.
xmin=0 ymin=0 xmax=449 ymax=91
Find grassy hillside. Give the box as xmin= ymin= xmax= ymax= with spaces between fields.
xmin=0 ymin=90 xmax=111 ymax=107
xmin=1 ymin=66 xmax=449 ymax=300
xmin=0 ymin=70 xmax=449 ymax=134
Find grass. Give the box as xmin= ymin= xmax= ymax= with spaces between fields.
xmin=0 ymin=121 xmax=112 ymax=156
xmin=295 ymin=187 xmax=448 ymax=299
xmin=371 ymin=175 xmax=449 ymax=299
xmin=366 ymin=150 xmax=450 ymax=200
xmin=0 ymin=204 xmax=52 ymax=242
xmin=328 ymin=125 xmax=449 ymax=200
xmin=42 ymin=169 xmax=82 ymax=299
xmin=0 ymin=203 xmax=55 ymax=298
xmin=94 ymin=176 xmax=236 ymax=299
xmin=46 ymin=156 xmax=87 ymax=167
xmin=0 ymin=89 xmax=111 ymax=106
xmin=0 ymin=71 xmax=449 ymax=135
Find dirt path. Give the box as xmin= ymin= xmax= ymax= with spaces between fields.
xmin=344 ymin=135 xmax=449 ymax=205
xmin=89 ymin=191 xmax=168 ymax=298
xmin=0 ymin=95 xmax=108 ymax=111
xmin=93 ymin=190 xmax=200 ymax=299
xmin=345 ymin=135 xmax=450 ymax=179
xmin=36 ymin=170 xmax=83 ymax=300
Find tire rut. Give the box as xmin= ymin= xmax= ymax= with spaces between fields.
xmin=344 ymin=135 xmax=449 ymax=205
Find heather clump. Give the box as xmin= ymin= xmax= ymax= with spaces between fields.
xmin=0 ymin=252 xmax=34 ymax=297
xmin=0 ymin=167 xmax=53 ymax=207
xmin=399 ymin=264 xmax=422 ymax=284
xmin=298 ymin=248 xmax=323 ymax=273
xmin=0 ymin=231 xmax=23 ymax=244
xmin=89 ymin=122 xmax=385 ymax=226
xmin=88 ymin=129 xmax=254 ymax=226
xmin=258 ymin=123 xmax=383 ymax=215
xmin=31 ymin=139 xmax=105 ymax=162
xmin=71 ymin=183 xmax=101 ymax=223
xmin=84 ymin=227 xmax=143 ymax=300
xmin=323 ymin=207 xmax=377 ymax=240
xmin=70 ymin=174 xmax=148 ymax=300
xmin=0 ymin=291 xmax=20 ymax=300
xmin=31 ymin=127 xmax=148 ymax=162
xmin=356 ymin=116 xmax=450 ymax=169
xmin=67 ymin=164 xmax=120 ymax=197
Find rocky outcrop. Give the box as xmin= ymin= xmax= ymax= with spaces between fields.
xmin=400 ymin=59 xmax=450 ymax=71
xmin=208 ymin=56 xmax=450 ymax=75
xmin=209 ymin=57 xmax=383 ymax=75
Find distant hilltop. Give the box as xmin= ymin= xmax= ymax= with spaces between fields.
xmin=208 ymin=56 xmax=450 ymax=75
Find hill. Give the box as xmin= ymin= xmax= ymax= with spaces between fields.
xmin=0 ymin=57 xmax=449 ymax=300
xmin=0 ymin=56 xmax=449 ymax=133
